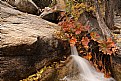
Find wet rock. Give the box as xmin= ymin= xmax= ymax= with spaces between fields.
xmin=112 ymin=56 xmax=121 ymax=81
xmin=0 ymin=3 xmax=70 ymax=81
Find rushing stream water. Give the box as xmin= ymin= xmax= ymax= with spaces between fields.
xmin=62 ymin=46 xmax=116 ymax=81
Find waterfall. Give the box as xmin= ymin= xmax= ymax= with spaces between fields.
xmin=62 ymin=46 xmax=116 ymax=81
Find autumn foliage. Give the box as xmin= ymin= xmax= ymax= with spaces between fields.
xmin=58 ymin=18 xmax=117 ymax=78
xmin=56 ymin=0 xmax=119 ymax=78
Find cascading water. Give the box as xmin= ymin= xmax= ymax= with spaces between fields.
xmin=63 ymin=46 xmax=116 ymax=81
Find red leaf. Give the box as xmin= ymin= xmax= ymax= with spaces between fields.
xmin=81 ymin=37 xmax=90 ymax=48
xmin=75 ymin=28 xmax=82 ymax=35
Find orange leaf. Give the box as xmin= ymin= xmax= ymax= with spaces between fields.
xmin=87 ymin=52 xmax=92 ymax=60
xmin=107 ymin=38 xmax=116 ymax=47
xmin=98 ymin=38 xmax=116 ymax=55
xmin=84 ymin=52 xmax=92 ymax=60
xmin=70 ymin=37 xmax=77 ymax=46
xmin=90 ymin=32 xmax=100 ymax=41
xmin=104 ymin=72 xmax=111 ymax=78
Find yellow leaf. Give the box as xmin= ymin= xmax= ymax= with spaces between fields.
xmin=39 ymin=69 xmax=44 ymax=74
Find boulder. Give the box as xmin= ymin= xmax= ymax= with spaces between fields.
xmin=0 ymin=3 xmax=70 ymax=81
xmin=20 ymin=56 xmax=76 ymax=81
xmin=5 ymin=0 xmax=16 ymax=7
xmin=112 ymin=56 xmax=121 ymax=81
xmin=4 ymin=0 xmax=39 ymax=15
xmin=0 ymin=1 xmax=23 ymax=18
xmin=39 ymin=0 xmax=66 ymax=23
xmin=40 ymin=9 xmax=65 ymax=23
xmin=32 ymin=0 xmax=66 ymax=10
xmin=32 ymin=0 xmax=52 ymax=9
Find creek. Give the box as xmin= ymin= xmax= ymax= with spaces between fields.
xmin=62 ymin=46 xmax=116 ymax=81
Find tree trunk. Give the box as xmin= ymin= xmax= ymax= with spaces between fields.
xmin=105 ymin=0 xmax=114 ymax=29
xmin=94 ymin=0 xmax=112 ymax=39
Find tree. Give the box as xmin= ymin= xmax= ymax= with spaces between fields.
xmin=94 ymin=0 xmax=112 ymax=40
xmin=105 ymin=0 xmax=114 ymax=30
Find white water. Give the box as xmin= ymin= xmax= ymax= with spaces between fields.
xmin=63 ymin=46 xmax=116 ymax=81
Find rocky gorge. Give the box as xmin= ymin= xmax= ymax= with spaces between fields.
xmin=0 ymin=0 xmax=121 ymax=81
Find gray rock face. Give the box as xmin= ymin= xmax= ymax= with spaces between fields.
xmin=0 ymin=3 xmax=70 ymax=81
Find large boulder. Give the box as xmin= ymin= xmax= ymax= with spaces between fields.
xmin=0 ymin=3 xmax=70 ymax=81
xmin=4 ymin=0 xmax=39 ymax=15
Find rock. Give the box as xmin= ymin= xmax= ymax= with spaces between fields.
xmin=39 ymin=0 xmax=66 ymax=23
xmin=78 ymin=12 xmax=103 ymax=36
xmin=32 ymin=0 xmax=52 ymax=9
xmin=0 ymin=3 xmax=70 ymax=81
xmin=112 ymin=56 xmax=121 ymax=81
xmin=114 ymin=0 xmax=121 ymax=16
xmin=40 ymin=8 xmax=65 ymax=23
xmin=21 ymin=56 xmax=75 ymax=81
xmin=5 ymin=0 xmax=16 ymax=7
xmin=5 ymin=0 xmax=39 ymax=15
xmin=0 ymin=1 xmax=23 ymax=18
xmin=32 ymin=0 xmax=66 ymax=10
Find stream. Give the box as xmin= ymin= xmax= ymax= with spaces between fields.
xmin=62 ymin=46 xmax=116 ymax=81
